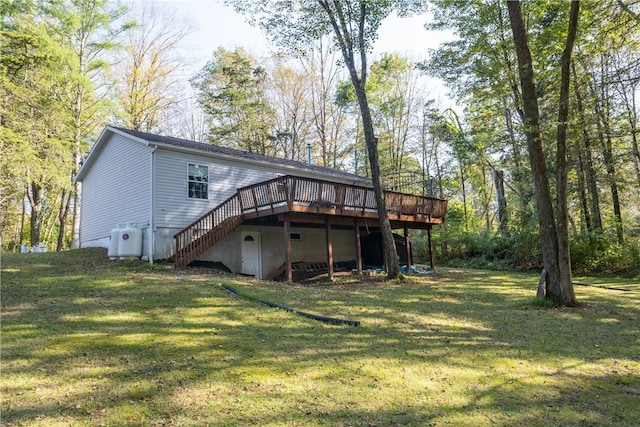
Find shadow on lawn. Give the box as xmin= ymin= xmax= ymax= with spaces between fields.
xmin=1 ymin=249 xmax=639 ymax=426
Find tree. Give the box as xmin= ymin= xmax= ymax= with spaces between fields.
xmin=226 ymin=0 xmax=428 ymax=279
xmin=507 ymin=0 xmax=578 ymax=305
xmin=299 ymin=38 xmax=351 ymax=169
xmin=192 ymin=47 xmax=275 ymax=154
xmin=335 ymin=53 xmax=426 ymax=190
xmin=113 ymin=1 xmax=191 ymax=133
xmin=44 ymin=0 xmax=124 ymax=249
xmin=367 ymin=53 xmax=424 ymax=186
xmin=1 ymin=1 xmax=75 ymax=248
xmin=266 ymin=55 xmax=312 ymax=161
xmin=424 ymin=0 xmax=537 ymax=231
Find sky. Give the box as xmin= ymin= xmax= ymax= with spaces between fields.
xmin=152 ymin=0 xmax=456 ymax=105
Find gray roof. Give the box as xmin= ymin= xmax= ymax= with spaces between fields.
xmin=111 ymin=127 xmax=366 ymax=182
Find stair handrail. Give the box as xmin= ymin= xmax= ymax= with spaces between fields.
xmin=174 ymin=194 xmax=242 ymax=267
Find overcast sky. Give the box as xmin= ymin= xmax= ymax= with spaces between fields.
xmin=152 ymin=0 xmax=456 ymax=105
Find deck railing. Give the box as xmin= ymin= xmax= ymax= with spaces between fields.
xmin=237 ymin=175 xmax=447 ymax=221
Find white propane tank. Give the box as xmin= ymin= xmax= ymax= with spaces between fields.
xmin=117 ymin=223 xmax=142 ymax=258
xmin=107 ymin=225 xmax=121 ymax=259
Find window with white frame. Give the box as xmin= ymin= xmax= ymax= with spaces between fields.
xmin=188 ymin=163 xmax=209 ymax=199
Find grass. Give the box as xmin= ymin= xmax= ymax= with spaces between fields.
xmin=1 ymin=248 xmax=639 ymax=426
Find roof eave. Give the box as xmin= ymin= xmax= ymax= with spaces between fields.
xmin=146 ymin=138 xmax=370 ymax=186
xmin=76 ymin=126 xmax=371 ymax=187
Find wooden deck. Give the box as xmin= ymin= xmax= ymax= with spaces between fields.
xmin=173 ymin=175 xmax=447 ymax=268
xmin=237 ymin=175 xmax=447 ymax=225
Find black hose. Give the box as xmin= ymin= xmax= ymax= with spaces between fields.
xmin=221 ymin=284 xmax=360 ymax=326
xmin=573 ymin=282 xmax=637 ymax=292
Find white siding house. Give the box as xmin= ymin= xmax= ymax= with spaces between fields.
xmin=76 ymin=126 xmax=371 ymax=279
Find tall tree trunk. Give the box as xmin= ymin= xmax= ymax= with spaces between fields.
xmin=589 ymin=69 xmax=624 ymax=242
xmin=599 ymin=58 xmax=624 ymax=243
xmin=72 ymin=182 xmax=81 ymax=248
xmin=57 ymin=189 xmax=72 ymax=251
xmin=601 ymin=129 xmax=624 ymax=243
xmin=19 ymin=189 xmax=26 ymax=248
xmin=493 ymin=169 xmax=509 ymax=237
xmin=555 ymin=0 xmax=579 ymax=305
xmin=507 ymin=0 xmax=577 ymax=306
xmin=576 ymin=149 xmax=592 ymax=232
xmin=27 ymin=182 xmax=43 ymax=246
xmin=460 ymin=165 xmax=468 ymax=232
xmin=503 ymin=98 xmax=529 ymax=222
xmin=573 ymin=62 xmax=602 ymax=231
xmin=618 ymin=77 xmax=640 ymax=189
xmin=320 ymin=0 xmax=399 ymax=278
xmin=628 ymin=110 xmax=640 ymax=190
xmin=482 ymin=164 xmax=492 ymax=232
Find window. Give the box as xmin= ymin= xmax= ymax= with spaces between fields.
xmin=188 ymin=163 xmax=208 ymax=199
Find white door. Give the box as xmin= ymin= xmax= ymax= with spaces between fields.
xmin=241 ymin=231 xmax=261 ymax=278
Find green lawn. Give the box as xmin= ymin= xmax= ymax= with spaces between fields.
xmin=1 ymin=248 xmax=639 ymax=426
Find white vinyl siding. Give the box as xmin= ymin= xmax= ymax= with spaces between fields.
xmin=154 ymin=149 xmax=281 ymax=228
xmin=79 ymin=134 xmax=151 ymax=244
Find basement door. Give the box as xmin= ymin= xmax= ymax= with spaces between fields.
xmin=241 ymin=231 xmax=262 ymax=278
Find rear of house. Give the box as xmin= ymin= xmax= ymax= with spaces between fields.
xmin=76 ymin=126 xmax=374 ymax=279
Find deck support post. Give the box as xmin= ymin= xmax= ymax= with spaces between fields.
xmin=325 ymin=216 xmax=334 ymax=280
xmin=381 ymin=232 xmax=387 ymax=272
xmin=427 ymin=225 xmax=434 ymax=270
xmin=404 ymin=223 xmax=411 ymax=274
xmin=284 ymin=214 xmax=292 ymax=282
xmin=354 ymin=218 xmax=362 ymax=275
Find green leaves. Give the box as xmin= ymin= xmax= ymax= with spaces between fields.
xmin=192 ymin=47 xmax=275 ymax=153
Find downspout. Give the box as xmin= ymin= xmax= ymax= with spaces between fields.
xmin=149 ymin=145 xmax=157 ymax=264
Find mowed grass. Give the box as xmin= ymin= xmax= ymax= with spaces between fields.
xmin=1 ymin=248 xmax=639 ymax=427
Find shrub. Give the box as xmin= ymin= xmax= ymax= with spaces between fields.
xmin=412 ymin=226 xmax=639 ymax=276
xmin=571 ymin=232 xmax=640 ymax=275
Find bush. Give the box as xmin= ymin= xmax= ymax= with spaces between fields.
xmin=571 ymin=232 xmax=640 ymax=275
xmin=412 ymin=228 xmax=541 ymax=271
xmin=413 ymin=227 xmax=639 ymax=276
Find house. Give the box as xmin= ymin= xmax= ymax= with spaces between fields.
xmin=75 ymin=126 xmax=447 ymax=280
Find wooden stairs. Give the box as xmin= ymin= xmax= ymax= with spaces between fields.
xmin=173 ymin=194 xmax=243 ymax=267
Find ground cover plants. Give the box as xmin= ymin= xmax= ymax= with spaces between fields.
xmin=1 ymin=248 xmax=639 ymax=426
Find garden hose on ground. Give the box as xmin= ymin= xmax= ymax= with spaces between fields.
xmin=220 ymin=284 xmax=360 ymax=326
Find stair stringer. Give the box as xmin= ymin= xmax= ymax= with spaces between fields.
xmin=173 ymin=194 xmax=243 ymax=267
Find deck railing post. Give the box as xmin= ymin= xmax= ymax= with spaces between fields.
xmin=284 ymin=214 xmax=292 ymax=282
xmin=326 ymin=216 xmax=333 ymax=280
xmin=354 ymin=218 xmax=362 ymax=274
xmin=251 ymin=187 xmax=259 ymax=214
xmin=288 ymin=177 xmax=296 ymax=209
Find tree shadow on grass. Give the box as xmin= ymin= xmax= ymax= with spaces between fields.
xmin=1 ymin=250 xmax=639 ymax=426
